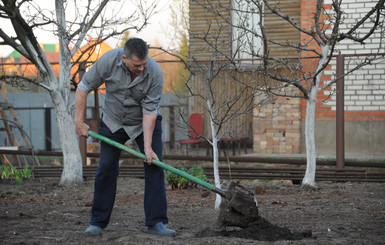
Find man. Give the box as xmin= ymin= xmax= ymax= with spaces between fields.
xmin=75 ymin=38 xmax=176 ymax=237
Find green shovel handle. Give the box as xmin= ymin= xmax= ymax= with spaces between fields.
xmin=87 ymin=130 xmax=225 ymax=196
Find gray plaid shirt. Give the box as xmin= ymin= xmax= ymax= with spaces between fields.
xmin=77 ymin=48 xmax=163 ymax=139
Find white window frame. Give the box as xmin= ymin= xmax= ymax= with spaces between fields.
xmin=231 ymin=0 xmax=263 ymax=67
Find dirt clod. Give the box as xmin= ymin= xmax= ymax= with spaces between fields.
xmin=218 ymin=181 xmax=259 ymax=228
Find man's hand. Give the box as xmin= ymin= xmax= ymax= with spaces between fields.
xmin=75 ymin=122 xmax=90 ymax=137
xmin=144 ymin=146 xmax=159 ymax=165
xmin=143 ymin=113 xmax=158 ymax=164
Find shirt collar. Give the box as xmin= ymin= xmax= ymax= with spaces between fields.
xmin=118 ymin=58 xmax=149 ymax=88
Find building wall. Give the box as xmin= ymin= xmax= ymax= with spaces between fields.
xmin=264 ymin=0 xmax=301 ymax=57
xmin=299 ymin=0 xmax=385 ymax=157
xmin=322 ymin=0 xmax=385 ymax=116
xmin=189 ymin=0 xmax=301 ymax=142
xmin=189 ymin=0 xmax=384 ymax=157
xmin=189 ymin=0 xmax=301 ymax=60
xmin=253 ymin=0 xmax=384 ymax=157
xmin=189 ymin=0 xmax=231 ymax=61
xmin=253 ymin=87 xmax=301 ymax=153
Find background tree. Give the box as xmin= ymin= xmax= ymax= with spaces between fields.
xmin=184 ymin=3 xmax=269 ymax=208
xmin=192 ymin=0 xmax=385 ymax=187
xmin=148 ymin=0 xmax=190 ymax=94
xmin=117 ymin=30 xmax=131 ymax=48
xmin=168 ymin=0 xmax=189 ymax=94
xmin=0 ymin=0 xmax=158 ymax=185
xmin=186 ymin=54 xmax=265 ymax=209
xmin=260 ymin=0 xmax=384 ymax=186
xmin=192 ymin=0 xmax=384 ymax=186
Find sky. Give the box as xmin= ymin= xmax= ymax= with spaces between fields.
xmin=0 ymin=0 xmax=174 ymax=57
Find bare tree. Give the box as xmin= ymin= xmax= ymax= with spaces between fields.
xmin=259 ymin=0 xmax=384 ymax=186
xmin=192 ymin=0 xmax=385 ymax=187
xmin=180 ymin=6 xmax=269 ymax=207
xmin=188 ymin=57 xmax=267 ymax=209
xmin=157 ymin=8 xmax=262 ymax=208
xmin=0 ymin=0 xmax=158 ymax=185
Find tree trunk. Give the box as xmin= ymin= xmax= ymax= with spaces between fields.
xmin=302 ymin=45 xmax=329 ymax=187
xmin=302 ymin=92 xmax=317 ymax=187
xmin=50 ymin=91 xmax=83 ymax=185
xmin=212 ymin=136 xmax=222 ymax=210
xmin=207 ymin=100 xmax=222 ymax=209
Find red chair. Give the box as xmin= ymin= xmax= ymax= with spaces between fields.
xmin=179 ymin=113 xmax=204 ymax=154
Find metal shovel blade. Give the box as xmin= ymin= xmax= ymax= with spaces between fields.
xmin=218 ymin=181 xmax=259 ymax=228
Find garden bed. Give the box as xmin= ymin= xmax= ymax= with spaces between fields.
xmin=1 ymin=176 xmax=384 ymax=244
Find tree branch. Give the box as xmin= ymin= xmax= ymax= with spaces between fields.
xmin=0 ymin=74 xmax=53 ymax=91
xmin=337 ymin=0 xmax=385 ymax=43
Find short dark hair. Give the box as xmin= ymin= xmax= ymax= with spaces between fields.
xmin=124 ymin=38 xmax=148 ymax=60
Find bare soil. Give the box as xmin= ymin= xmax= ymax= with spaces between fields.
xmin=1 ymin=176 xmax=384 ymax=244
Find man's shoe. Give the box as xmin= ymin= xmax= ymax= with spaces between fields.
xmin=146 ymin=222 xmax=176 ymax=237
xmin=85 ymin=225 xmax=102 ymax=235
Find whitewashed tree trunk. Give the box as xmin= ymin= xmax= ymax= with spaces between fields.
xmin=37 ymin=48 xmax=83 ymax=185
xmin=50 ymin=0 xmax=82 ymax=185
xmin=212 ymin=136 xmax=222 ymax=210
xmin=302 ymin=92 xmax=317 ymax=186
xmin=207 ymin=100 xmax=222 ymax=210
xmin=51 ymin=91 xmax=83 ymax=185
xmin=302 ymin=45 xmax=330 ymax=187
xmin=34 ymin=44 xmax=83 ymax=185
xmin=54 ymin=0 xmax=83 ymax=185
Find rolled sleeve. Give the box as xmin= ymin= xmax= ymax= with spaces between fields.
xmin=78 ymin=56 xmax=108 ymax=94
xmin=141 ymin=67 xmax=163 ymax=115
xmin=77 ymin=81 xmax=90 ymax=94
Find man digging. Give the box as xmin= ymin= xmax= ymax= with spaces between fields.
xmin=75 ymin=37 xmax=176 ymax=237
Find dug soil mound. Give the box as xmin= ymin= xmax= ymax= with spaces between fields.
xmin=198 ymin=215 xmax=312 ymax=241
xmin=1 ymin=177 xmax=384 ymax=244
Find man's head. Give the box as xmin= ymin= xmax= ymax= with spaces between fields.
xmin=123 ymin=38 xmax=149 ymax=77
xmin=124 ymin=38 xmax=148 ymax=60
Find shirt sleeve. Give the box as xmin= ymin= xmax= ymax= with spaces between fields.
xmin=141 ymin=64 xmax=163 ymax=115
xmin=77 ymin=54 xmax=109 ymax=94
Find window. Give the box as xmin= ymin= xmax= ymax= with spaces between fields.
xmin=231 ymin=0 xmax=263 ymax=66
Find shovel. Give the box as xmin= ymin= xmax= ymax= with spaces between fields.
xmin=88 ymin=130 xmax=259 ymax=227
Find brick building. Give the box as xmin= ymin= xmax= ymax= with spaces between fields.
xmin=189 ymin=0 xmax=384 ymax=157
xmin=318 ymin=0 xmax=385 ymax=156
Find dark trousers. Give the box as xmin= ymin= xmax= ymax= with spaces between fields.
xmin=90 ymin=116 xmax=168 ymax=228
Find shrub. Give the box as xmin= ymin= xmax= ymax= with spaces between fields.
xmin=165 ymin=166 xmax=207 ymax=190
xmin=0 ymin=165 xmax=33 ymax=186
